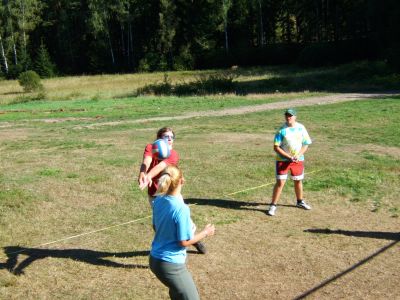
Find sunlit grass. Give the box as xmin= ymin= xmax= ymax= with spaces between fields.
xmin=0 ymin=61 xmax=398 ymax=105
xmin=0 ymin=69 xmax=399 ymax=299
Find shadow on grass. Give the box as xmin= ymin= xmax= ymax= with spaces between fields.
xmin=186 ymin=198 xmax=266 ymax=212
xmin=186 ymin=198 xmax=303 ymax=212
xmin=294 ymin=229 xmax=400 ymax=299
xmin=304 ymin=229 xmax=400 ymax=241
xmin=1 ymin=91 xmax=24 ymax=96
xmin=0 ymin=246 xmax=149 ymax=275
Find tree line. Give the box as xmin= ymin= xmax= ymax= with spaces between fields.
xmin=0 ymin=0 xmax=399 ymax=78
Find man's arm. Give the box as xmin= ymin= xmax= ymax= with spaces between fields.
xmin=295 ymin=145 xmax=309 ymax=160
xmin=273 ymin=145 xmax=292 ymax=160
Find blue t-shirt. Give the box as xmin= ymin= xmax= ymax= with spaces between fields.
xmin=151 ymin=194 xmax=193 ymax=264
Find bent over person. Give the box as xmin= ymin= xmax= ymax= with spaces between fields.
xmin=267 ymin=108 xmax=312 ymax=216
xmin=150 ymin=165 xmax=215 ymax=300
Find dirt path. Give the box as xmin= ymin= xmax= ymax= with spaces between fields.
xmin=77 ymin=92 xmax=398 ymax=128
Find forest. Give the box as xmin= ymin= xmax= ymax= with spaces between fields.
xmin=0 ymin=0 xmax=399 ymax=78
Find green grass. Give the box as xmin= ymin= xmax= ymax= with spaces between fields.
xmin=0 ymin=93 xmax=319 ymax=123
xmin=0 ymin=66 xmax=399 ymax=299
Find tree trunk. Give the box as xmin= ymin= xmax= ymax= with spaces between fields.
xmin=107 ymin=30 xmax=115 ymax=67
xmin=315 ymin=0 xmax=321 ymax=42
xmin=120 ymin=23 xmax=125 ymax=61
xmin=129 ymin=22 xmax=134 ymax=69
xmin=20 ymin=0 xmax=27 ymax=61
xmin=13 ymin=39 xmax=18 ymax=65
xmin=224 ymin=20 xmax=229 ymax=53
xmin=103 ymin=10 xmax=115 ymax=67
xmin=0 ymin=35 xmax=9 ymax=74
xmin=258 ymin=0 xmax=266 ymax=47
xmin=222 ymin=0 xmax=231 ymax=53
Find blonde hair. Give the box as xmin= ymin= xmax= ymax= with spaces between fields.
xmin=155 ymin=165 xmax=183 ymax=196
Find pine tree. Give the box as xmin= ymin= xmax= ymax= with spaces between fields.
xmin=34 ymin=41 xmax=56 ymax=78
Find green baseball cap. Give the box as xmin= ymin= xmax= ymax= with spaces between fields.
xmin=284 ymin=108 xmax=297 ymax=116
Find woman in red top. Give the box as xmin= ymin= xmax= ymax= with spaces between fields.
xmin=138 ymin=127 xmax=179 ymax=200
xmin=138 ymin=127 xmax=207 ymax=254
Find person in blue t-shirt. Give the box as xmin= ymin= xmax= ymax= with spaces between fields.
xmin=150 ymin=165 xmax=215 ymax=300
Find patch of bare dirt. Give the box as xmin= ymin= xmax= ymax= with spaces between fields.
xmin=41 ymin=116 xmax=101 ymax=123
xmin=207 ymin=132 xmax=269 ymax=144
xmin=344 ymin=144 xmax=400 ymax=159
xmin=76 ymin=92 xmax=399 ymax=129
xmin=0 ymin=128 xmax=30 ymax=140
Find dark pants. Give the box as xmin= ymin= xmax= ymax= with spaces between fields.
xmin=149 ymin=256 xmax=200 ymax=300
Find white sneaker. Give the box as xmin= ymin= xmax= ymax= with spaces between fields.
xmin=267 ymin=205 xmax=277 ymax=216
xmin=297 ymin=200 xmax=311 ymax=210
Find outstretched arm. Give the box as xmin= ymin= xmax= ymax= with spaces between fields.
xmin=138 ymin=156 xmax=152 ymax=189
xmin=139 ymin=160 xmax=168 ymax=190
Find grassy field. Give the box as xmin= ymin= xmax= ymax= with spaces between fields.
xmin=0 ymin=64 xmax=399 ymax=299
xmin=0 ymin=60 xmax=399 ymax=105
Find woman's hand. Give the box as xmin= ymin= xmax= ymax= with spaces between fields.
xmin=202 ymin=224 xmax=215 ymax=238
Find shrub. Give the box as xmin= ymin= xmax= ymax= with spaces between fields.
xmin=136 ymin=71 xmax=238 ymax=96
xmin=385 ymin=45 xmax=400 ymax=72
xmin=136 ymin=73 xmax=173 ymax=95
xmin=137 ymin=53 xmax=161 ymax=72
xmin=18 ymin=70 xmax=44 ymax=92
xmin=173 ymin=45 xmax=195 ymax=70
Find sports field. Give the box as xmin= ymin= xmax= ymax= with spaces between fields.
xmin=0 ymin=68 xmax=399 ymax=299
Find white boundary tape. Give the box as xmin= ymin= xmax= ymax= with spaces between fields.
xmin=1 ymin=169 xmax=319 ymax=259
xmin=0 ymin=215 xmax=151 ymax=259
xmin=225 ymin=169 xmax=319 ymax=196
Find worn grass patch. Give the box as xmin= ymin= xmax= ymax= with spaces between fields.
xmin=0 ymin=96 xmax=399 ymax=299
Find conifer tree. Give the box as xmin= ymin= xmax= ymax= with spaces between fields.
xmin=34 ymin=40 xmax=56 ymax=78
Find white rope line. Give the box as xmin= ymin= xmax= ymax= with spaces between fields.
xmin=225 ymin=169 xmax=320 ymax=196
xmin=0 ymin=215 xmax=151 ymax=259
xmin=1 ymin=169 xmax=320 ymax=259
xmin=225 ymin=182 xmax=274 ymax=196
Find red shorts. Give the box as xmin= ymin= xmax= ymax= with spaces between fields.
xmin=275 ymin=161 xmax=304 ymax=180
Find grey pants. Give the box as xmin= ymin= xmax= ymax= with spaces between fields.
xmin=149 ymin=256 xmax=200 ymax=300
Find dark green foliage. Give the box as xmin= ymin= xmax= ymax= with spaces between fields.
xmin=137 ymin=71 xmax=238 ymax=96
xmin=7 ymin=64 xmax=26 ymax=80
xmin=297 ymin=40 xmax=378 ymax=67
xmin=18 ymin=70 xmax=44 ymax=92
xmin=385 ymin=45 xmax=400 ymax=72
xmin=197 ymin=44 xmax=301 ymax=69
xmin=34 ymin=41 xmax=57 ymax=78
xmin=173 ymin=45 xmax=195 ymax=70
xmin=1 ymin=1 xmax=400 ymax=74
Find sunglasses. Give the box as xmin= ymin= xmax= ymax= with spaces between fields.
xmin=162 ymin=135 xmax=175 ymax=140
xmin=285 ymin=114 xmax=294 ymax=117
